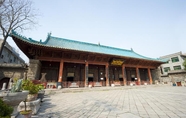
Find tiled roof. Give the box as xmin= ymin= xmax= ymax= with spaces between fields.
xmin=10 ymin=30 xmax=163 ymax=62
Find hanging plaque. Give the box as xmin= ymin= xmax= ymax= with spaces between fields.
xmin=111 ymin=59 xmax=124 ymax=66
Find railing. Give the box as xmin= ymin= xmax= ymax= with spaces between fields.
xmin=109 ymin=81 xmax=124 ymax=86
xmin=62 ymin=81 xmax=82 ymax=88
xmin=126 ymin=81 xmax=150 ymax=85
xmin=61 ymin=81 xmax=107 ymax=88
xmin=140 ymin=80 xmax=150 ymax=85
xmin=53 ymin=80 xmax=151 ymax=88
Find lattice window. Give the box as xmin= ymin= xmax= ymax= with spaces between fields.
xmin=164 ymin=67 xmax=170 ymax=72
xmin=173 ymin=65 xmax=181 ymax=70
xmin=171 ymin=57 xmax=179 ymax=63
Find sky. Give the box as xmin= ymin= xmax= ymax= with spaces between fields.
xmin=4 ymin=0 xmax=186 ymax=63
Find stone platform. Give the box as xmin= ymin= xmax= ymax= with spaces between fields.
xmin=17 ymin=85 xmax=186 ymax=118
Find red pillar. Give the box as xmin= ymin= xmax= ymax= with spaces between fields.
xmin=136 ymin=67 xmax=141 ymax=85
xmin=84 ymin=62 xmax=88 ymax=87
xmin=105 ymin=63 xmax=109 ymax=86
xmin=148 ymin=68 xmax=153 ymax=84
xmin=58 ymin=59 xmax=64 ymax=83
xmin=122 ymin=64 xmax=127 ymax=86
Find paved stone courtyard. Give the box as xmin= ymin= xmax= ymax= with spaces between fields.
xmin=25 ymin=85 xmax=186 ymax=118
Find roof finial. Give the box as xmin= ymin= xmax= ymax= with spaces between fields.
xmin=131 ymin=48 xmax=133 ymax=51
xmin=98 ymin=42 xmax=100 ymax=46
xmin=48 ymin=31 xmax=52 ymax=36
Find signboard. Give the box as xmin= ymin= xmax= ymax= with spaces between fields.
xmin=111 ymin=59 xmax=124 ymax=66
xmin=88 ymin=74 xmax=93 ymax=77
xmin=67 ymin=73 xmax=74 ymax=77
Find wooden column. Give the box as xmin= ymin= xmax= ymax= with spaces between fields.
xmin=148 ymin=68 xmax=153 ymax=84
xmin=136 ymin=67 xmax=141 ymax=85
xmin=105 ymin=63 xmax=109 ymax=86
xmin=122 ymin=64 xmax=127 ymax=86
xmin=58 ymin=60 xmax=64 ymax=83
xmin=85 ymin=62 xmax=89 ymax=87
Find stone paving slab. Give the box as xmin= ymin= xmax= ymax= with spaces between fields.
xmin=16 ymin=85 xmax=186 ymax=118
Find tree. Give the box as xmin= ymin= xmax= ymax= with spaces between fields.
xmin=183 ymin=58 xmax=186 ymax=70
xmin=0 ymin=0 xmax=4 ymax=5
xmin=0 ymin=0 xmax=38 ymax=56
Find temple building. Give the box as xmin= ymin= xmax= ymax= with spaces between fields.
xmin=10 ymin=30 xmax=164 ymax=88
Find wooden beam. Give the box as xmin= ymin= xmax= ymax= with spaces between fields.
xmin=87 ymin=61 xmax=107 ymax=65
xmin=80 ymin=54 xmax=88 ymax=60
xmin=37 ymin=57 xmax=61 ymax=62
xmin=71 ymin=53 xmax=80 ymax=60
xmin=87 ymin=55 xmax=95 ymax=61
xmin=124 ymin=64 xmax=156 ymax=69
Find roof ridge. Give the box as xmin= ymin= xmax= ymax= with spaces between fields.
xmin=50 ymin=35 xmax=132 ymax=52
xmin=131 ymin=51 xmax=157 ymax=60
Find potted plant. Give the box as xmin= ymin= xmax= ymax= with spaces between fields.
xmin=1 ymin=79 xmax=29 ymax=105
xmin=0 ymin=99 xmax=13 ymax=118
xmin=22 ymin=80 xmax=44 ymax=102
xmin=31 ymin=80 xmax=45 ymax=101
xmin=19 ymin=99 xmax=32 ymax=118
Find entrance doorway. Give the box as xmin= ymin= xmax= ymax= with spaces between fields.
xmin=67 ymin=72 xmax=75 ymax=82
xmin=67 ymin=77 xmax=74 ymax=82
xmin=88 ymin=77 xmax=93 ymax=82
xmin=0 ymin=77 xmax=10 ymax=90
xmin=88 ymin=73 xmax=94 ymax=86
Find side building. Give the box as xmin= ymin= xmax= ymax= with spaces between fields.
xmin=159 ymin=52 xmax=186 ymax=86
xmin=0 ymin=39 xmax=27 ymax=90
xmin=10 ymin=30 xmax=165 ymax=88
xmin=0 ymin=39 xmax=25 ymax=64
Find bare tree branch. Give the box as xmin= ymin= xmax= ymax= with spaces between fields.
xmin=0 ymin=0 xmax=38 ymax=56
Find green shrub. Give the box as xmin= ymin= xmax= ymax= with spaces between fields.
xmin=22 ymin=80 xmax=44 ymax=94
xmin=0 ymin=99 xmax=13 ymax=118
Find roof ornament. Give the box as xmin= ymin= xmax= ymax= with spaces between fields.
xmin=48 ymin=32 xmax=52 ymax=37
xmin=131 ymin=48 xmax=133 ymax=51
xmin=46 ymin=32 xmax=52 ymax=42
xmin=98 ymin=42 xmax=100 ymax=46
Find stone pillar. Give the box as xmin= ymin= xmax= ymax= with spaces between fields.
xmin=8 ymin=78 xmax=13 ymax=89
xmin=40 ymin=73 xmax=47 ymax=82
xmin=23 ymin=72 xmax=27 ymax=80
xmin=122 ymin=64 xmax=127 ymax=86
xmin=27 ymin=59 xmax=41 ymax=80
xmin=148 ymin=68 xmax=153 ymax=84
xmin=136 ymin=67 xmax=141 ymax=85
xmin=151 ymin=68 xmax=160 ymax=84
xmin=1 ymin=83 xmax=6 ymax=90
xmin=105 ymin=63 xmax=109 ymax=86
xmin=84 ymin=62 xmax=88 ymax=87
